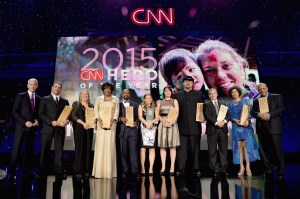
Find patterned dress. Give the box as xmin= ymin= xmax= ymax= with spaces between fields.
xmin=227 ymin=99 xmax=260 ymax=165
xmin=157 ymin=99 xmax=180 ymax=148
xmin=140 ymin=105 xmax=157 ymax=148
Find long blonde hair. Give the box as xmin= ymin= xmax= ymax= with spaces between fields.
xmin=142 ymin=93 xmax=156 ymax=108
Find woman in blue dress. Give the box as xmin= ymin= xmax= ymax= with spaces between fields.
xmin=227 ymin=86 xmax=260 ymax=176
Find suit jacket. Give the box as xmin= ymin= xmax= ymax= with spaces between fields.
xmin=12 ymin=92 xmax=41 ymax=132
xmin=117 ymin=100 xmax=139 ymax=138
xmin=203 ymin=100 xmax=231 ymax=135
xmin=39 ymin=95 xmax=69 ymax=134
xmin=251 ymin=93 xmax=284 ymax=134
xmin=174 ymin=90 xmax=203 ymax=135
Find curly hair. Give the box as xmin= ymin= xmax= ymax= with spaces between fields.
xmin=101 ymin=82 xmax=114 ymax=92
xmin=228 ymin=86 xmax=242 ymax=98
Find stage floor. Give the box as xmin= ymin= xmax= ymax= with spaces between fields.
xmin=0 ymin=164 xmax=299 ymax=199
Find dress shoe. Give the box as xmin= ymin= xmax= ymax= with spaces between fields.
xmin=7 ymin=174 xmax=16 ymax=182
xmin=132 ymin=172 xmax=140 ymax=179
xmin=175 ymin=169 xmax=185 ymax=176
xmin=264 ymin=171 xmax=273 ymax=178
xmin=160 ymin=171 xmax=165 ymax=176
xmin=121 ymin=172 xmax=128 ymax=179
xmin=278 ymin=174 xmax=285 ymax=181
xmin=193 ymin=170 xmax=201 ymax=177
xmin=213 ymin=172 xmax=219 ymax=178
xmin=169 ymin=172 xmax=175 ymax=176
xmin=220 ymin=171 xmax=228 ymax=178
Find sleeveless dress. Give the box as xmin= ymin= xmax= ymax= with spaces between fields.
xmin=157 ymin=99 xmax=180 ymax=148
xmin=227 ymin=99 xmax=260 ymax=165
xmin=140 ymin=106 xmax=157 ymax=148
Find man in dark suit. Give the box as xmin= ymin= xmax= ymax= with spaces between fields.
xmin=251 ymin=83 xmax=285 ymax=180
xmin=39 ymin=81 xmax=69 ymax=180
xmin=204 ymin=88 xmax=230 ymax=178
xmin=9 ymin=78 xmax=41 ymax=178
xmin=174 ymin=76 xmax=203 ymax=177
xmin=118 ymin=89 xmax=140 ymax=179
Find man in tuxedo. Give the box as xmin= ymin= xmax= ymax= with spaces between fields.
xmin=39 ymin=81 xmax=69 ymax=180
xmin=204 ymin=88 xmax=230 ymax=178
xmin=9 ymin=78 xmax=41 ymax=178
xmin=251 ymin=83 xmax=285 ymax=180
xmin=118 ymin=89 xmax=140 ymax=178
xmin=174 ymin=76 xmax=203 ymax=177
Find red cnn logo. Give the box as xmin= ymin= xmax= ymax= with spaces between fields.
xmin=130 ymin=8 xmax=175 ymax=26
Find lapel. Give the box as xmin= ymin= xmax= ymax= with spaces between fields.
xmin=50 ymin=95 xmax=58 ymax=110
xmin=25 ymin=93 xmax=33 ymax=112
xmin=121 ymin=102 xmax=126 ymax=116
xmin=209 ymin=100 xmax=217 ymax=118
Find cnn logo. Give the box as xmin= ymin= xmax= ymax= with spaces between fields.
xmin=130 ymin=8 xmax=175 ymax=26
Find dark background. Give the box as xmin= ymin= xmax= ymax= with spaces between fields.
xmin=0 ymin=0 xmax=299 ymax=153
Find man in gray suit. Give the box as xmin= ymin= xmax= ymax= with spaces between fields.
xmin=174 ymin=76 xmax=203 ymax=177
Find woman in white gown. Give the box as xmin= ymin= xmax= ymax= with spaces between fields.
xmin=92 ymin=82 xmax=119 ymax=178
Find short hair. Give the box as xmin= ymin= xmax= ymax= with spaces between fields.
xmin=194 ymin=40 xmax=248 ymax=69
xmin=228 ymin=86 xmax=242 ymax=98
xmin=101 ymin=82 xmax=114 ymax=92
xmin=208 ymin=87 xmax=218 ymax=94
xmin=162 ymin=85 xmax=174 ymax=99
xmin=159 ymin=48 xmax=197 ymax=87
xmin=28 ymin=78 xmax=38 ymax=84
xmin=53 ymin=81 xmax=62 ymax=87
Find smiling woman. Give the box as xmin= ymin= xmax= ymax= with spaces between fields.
xmin=194 ymin=40 xmax=258 ymax=98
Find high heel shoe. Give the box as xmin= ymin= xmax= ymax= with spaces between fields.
xmin=238 ymin=166 xmax=245 ymax=176
xmin=246 ymin=164 xmax=252 ymax=177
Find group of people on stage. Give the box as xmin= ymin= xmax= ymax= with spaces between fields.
xmin=8 ymin=39 xmax=285 ymax=182
xmin=8 ymin=78 xmax=285 ymax=182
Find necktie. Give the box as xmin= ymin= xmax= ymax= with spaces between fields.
xmin=55 ymin=97 xmax=59 ymax=109
xmin=30 ymin=94 xmax=35 ymax=112
xmin=214 ymin=101 xmax=219 ymax=115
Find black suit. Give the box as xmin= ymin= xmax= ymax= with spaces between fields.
xmin=251 ymin=93 xmax=285 ymax=174
xmin=117 ymin=100 xmax=139 ymax=174
xmin=39 ymin=95 xmax=69 ymax=175
xmin=174 ymin=90 xmax=203 ymax=171
xmin=9 ymin=92 xmax=41 ymax=175
xmin=203 ymin=100 xmax=231 ymax=173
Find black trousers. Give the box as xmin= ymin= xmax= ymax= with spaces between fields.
xmin=176 ymin=134 xmax=201 ymax=171
xmin=9 ymin=127 xmax=37 ymax=174
xmin=119 ymin=130 xmax=138 ymax=173
xmin=258 ymin=133 xmax=285 ymax=175
xmin=73 ymin=129 xmax=93 ymax=175
xmin=207 ymin=130 xmax=228 ymax=173
xmin=40 ymin=129 xmax=65 ymax=175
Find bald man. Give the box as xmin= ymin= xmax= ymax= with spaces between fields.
xmin=9 ymin=78 xmax=41 ymax=179
xmin=251 ymin=83 xmax=285 ymax=180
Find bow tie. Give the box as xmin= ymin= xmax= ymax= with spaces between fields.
xmin=123 ymin=100 xmax=129 ymax=103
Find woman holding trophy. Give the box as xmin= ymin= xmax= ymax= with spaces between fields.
xmin=92 ymin=82 xmax=119 ymax=179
